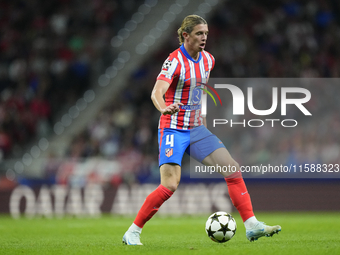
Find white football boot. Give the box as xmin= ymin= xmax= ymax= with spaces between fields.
xmin=122 ymin=231 xmax=143 ymax=245
xmin=246 ymin=222 xmax=281 ymax=242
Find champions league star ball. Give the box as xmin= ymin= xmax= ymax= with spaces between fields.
xmin=205 ymin=211 xmax=237 ymax=243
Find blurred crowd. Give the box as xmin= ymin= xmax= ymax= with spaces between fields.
xmin=1 ymin=0 xmax=340 ymax=186
xmin=0 ymin=0 xmax=143 ymax=161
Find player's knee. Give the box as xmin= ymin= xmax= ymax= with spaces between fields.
xmin=232 ymin=161 xmax=240 ymax=171
xmin=164 ymin=182 xmax=179 ymax=192
xmin=162 ymin=176 xmax=180 ymax=192
xmin=219 ymin=160 xmax=239 ymax=172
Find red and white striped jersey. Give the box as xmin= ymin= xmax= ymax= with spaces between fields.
xmin=156 ymin=44 xmax=215 ymax=130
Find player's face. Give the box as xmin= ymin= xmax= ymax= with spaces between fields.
xmin=186 ymin=24 xmax=208 ymax=53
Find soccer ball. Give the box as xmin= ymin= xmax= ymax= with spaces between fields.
xmin=205 ymin=211 xmax=237 ymax=243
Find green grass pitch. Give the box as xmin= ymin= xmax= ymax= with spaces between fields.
xmin=0 ymin=212 xmax=339 ymax=255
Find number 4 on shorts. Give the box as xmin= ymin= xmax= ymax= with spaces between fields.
xmin=166 ymin=134 xmax=174 ymax=147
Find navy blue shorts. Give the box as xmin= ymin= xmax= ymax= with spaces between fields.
xmin=158 ymin=125 xmax=226 ymax=167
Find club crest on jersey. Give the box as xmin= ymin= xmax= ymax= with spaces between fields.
xmin=165 ymin=148 xmax=173 ymax=157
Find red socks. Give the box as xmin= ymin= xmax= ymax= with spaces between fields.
xmin=134 ymin=184 xmax=173 ymax=228
xmin=225 ymin=171 xmax=255 ymax=222
xmin=133 ymin=173 xmax=253 ymax=227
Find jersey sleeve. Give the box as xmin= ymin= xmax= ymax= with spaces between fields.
xmin=157 ymin=55 xmax=180 ymax=84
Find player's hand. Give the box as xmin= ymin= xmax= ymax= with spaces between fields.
xmin=161 ymin=102 xmax=184 ymax=115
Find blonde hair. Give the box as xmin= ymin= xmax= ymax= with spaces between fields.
xmin=177 ymin=15 xmax=207 ymax=45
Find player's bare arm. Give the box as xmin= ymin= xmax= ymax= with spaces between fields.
xmin=151 ymin=80 xmax=183 ymax=115
xmin=203 ymin=117 xmax=207 ymax=127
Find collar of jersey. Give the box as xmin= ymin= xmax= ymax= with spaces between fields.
xmin=180 ymin=44 xmax=202 ymax=63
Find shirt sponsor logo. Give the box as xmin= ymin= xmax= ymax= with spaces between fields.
xmin=180 ymin=104 xmax=201 ymax=110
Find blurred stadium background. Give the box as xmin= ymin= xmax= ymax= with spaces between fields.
xmin=0 ymin=0 xmax=339 ymax=218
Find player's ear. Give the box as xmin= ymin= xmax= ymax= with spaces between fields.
xmin=182 ymin=31 xmax=189 ymax=40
